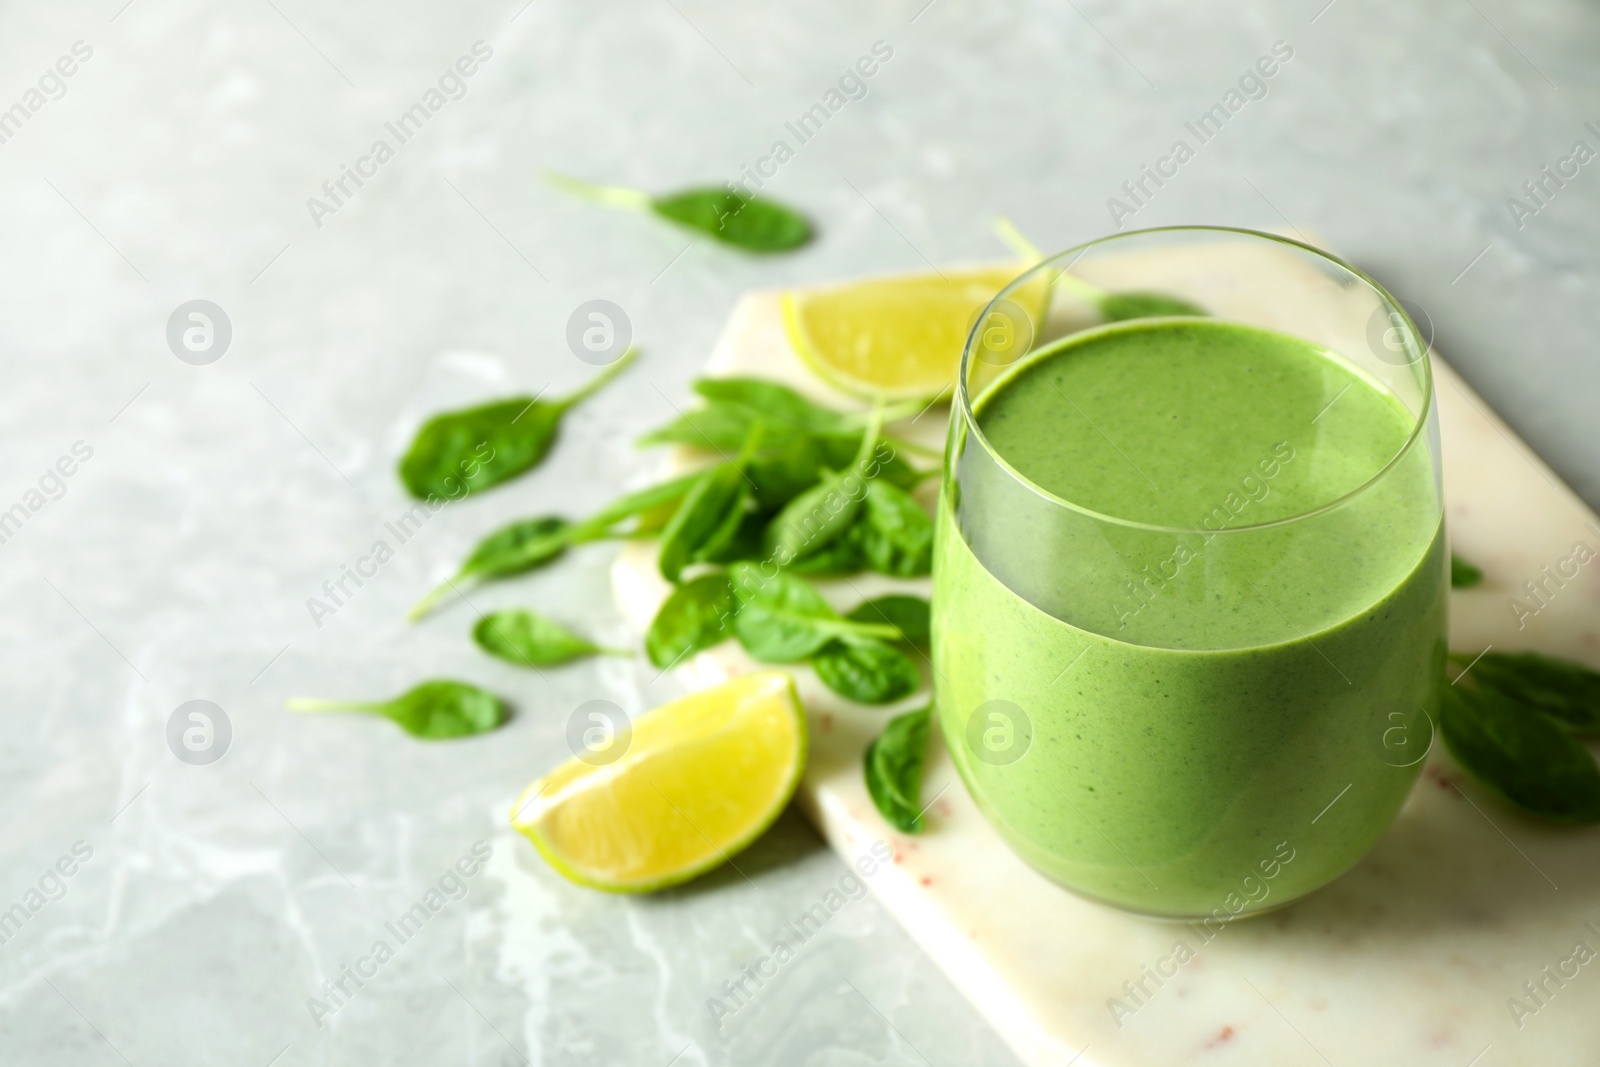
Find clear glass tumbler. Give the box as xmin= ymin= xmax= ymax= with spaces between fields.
xmin=932 ymin=227 xmax=1446 ymax=919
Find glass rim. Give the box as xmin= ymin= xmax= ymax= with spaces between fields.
xmin=955 ymin=224 xmax=1436 ymax=536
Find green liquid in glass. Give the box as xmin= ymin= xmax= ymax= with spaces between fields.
xmin=934 ymin=318 xmax=1445 ymax=917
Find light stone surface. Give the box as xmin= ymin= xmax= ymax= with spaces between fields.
xmin=2 ymin=1 xmax=1599 ymax=1065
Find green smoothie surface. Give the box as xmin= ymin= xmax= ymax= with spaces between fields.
xmin=975 ymin=318 xmax=1415 ymax=528
xmin=952 ymin=318 xmax=1438 ymax=650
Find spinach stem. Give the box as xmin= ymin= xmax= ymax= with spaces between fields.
xmin=817 ymin=618 xmax=903 ymax=641
xmin=542 ymin=171 xmax=653 ymax=212
xmin=992 ymin=214 xmax=1109 ymax=308
xmin=840 ymin=396 xmax=936 ymax=427
xmin=285 ymin=698 xmax=382 ymax=714
xmin=582 ymin=470 xmax=702 ymax=530
xmin=755 ymin=607 xmax=901 ymax=642
xmin=552 ymin=346 xmax=640 ymax=411
xmin=881 ymin=396 xmax=936 ymax=423
xmin=564 ymin=525 xmax=627 ymax=548
xmin=840 ymin=395 xmax=944 ymax=460
xmin=851 ymin=397 xmax=887 ymax=469
xmin=884 ymin=433 xmax=942 ymax=459
xmin=991 ymin=214 xmax=1044 ymax=262
xmin=408 ymin=524 xmax=620 ymax=622
xmin=735 ymin=421 xmax=767 ymax=465
xmin=407 ymin=579 xmax=471 ymax=623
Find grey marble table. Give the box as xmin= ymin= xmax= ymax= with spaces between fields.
xmin=1 ymin=1 xmax=1597 ymax=1064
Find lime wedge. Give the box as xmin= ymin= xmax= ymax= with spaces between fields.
xmin=510 ymin=672 xmax=806 ymax=893
xmin=781 ymin=266 xmax=1047 ymax=399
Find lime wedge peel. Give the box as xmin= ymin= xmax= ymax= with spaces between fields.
xmin=510 ymin=672 xmax=807 ymax=894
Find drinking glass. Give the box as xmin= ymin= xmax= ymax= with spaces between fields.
xmin=932 ymin=227 xmax=1446 ymax=919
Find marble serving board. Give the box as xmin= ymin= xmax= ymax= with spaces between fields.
xmin=609 ymin=249 xmax=1600 ymax=1067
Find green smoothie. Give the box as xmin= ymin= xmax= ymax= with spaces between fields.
xmin=934 ymin=317 xmax=1445 ymax=918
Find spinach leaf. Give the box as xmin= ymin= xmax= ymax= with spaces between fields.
xmin=783 ymin=527 xmax=866 ymax=576
xmin=645 ymin=573 xmax=736 ymax=669
xmin=693 ymin=378 xmax=848 ymax=433
xmin=409 ymin=472 xmax=702 ymax=621
xmin=847 ymin=595 xmax=931 ymax=647
xmin=1458 ymin=651 xmax=1600 ymax=735
xmin=287 ymin=680 xmax=507 ymax=739
xmin=696 ymin=378 xmax=933 ymax=433
xmin=637 ymin=401 xmax=775 ymax=451
xmin=472 ymin=610 xmax=622 ymax=667
xmin=639 ymin=405 xmax=927 ymax=499
xmin=727 ymin=562 xmax=899 ymax=663
xmin=869 ymin=450 xmax=928 ymax=492
xmin=658 ymin=427 xmax=767 ymax=582
xmin=658 ymin=463 xmax=751 ymax=582
xmin=864 ymin=703 xmax=933 ymax=833
xmin=729 ymin=562 xmax=841 ymax=662
xmin=409 ymin=517 xmax=580 ymax=621
xmin=459 ymin=517 xmax=572 ymax=578
xmin=697 ymin=478 xmax=752 ymax=561
xmin=746 ymin=434 xmax=833 ymax=510
xmin=819 ymin=435 xmax=924 ymax=492
xmin=1451 ymin=553 xmax=1484 ymax=589
xmin=398 ymin=348 xmax=638 ymax=500
xmin=652 ymin=188 xmax=812 ymax=252
xmin=764 ymin=465 xmax=866 ymax=564
xmin=813 ymin=639 xmax=921 ymax=705
xmin=698 ymin=510 xmax=767 ymax=565
xmin=765 ymin=401 xmax=889 ymax=564
xmin=1441 ymin=684 xmax=1600 ymax=823
xmin=856 ymin=480 xmax=934 ymax=577
xmin=545 ymin=172 xmax=811 ymax=253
